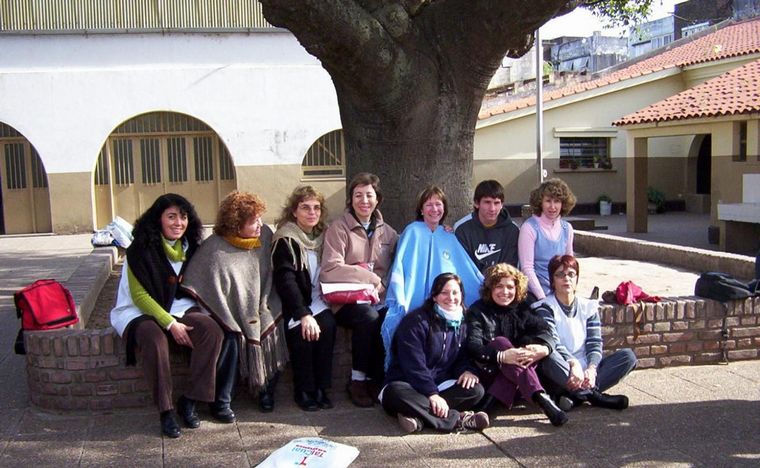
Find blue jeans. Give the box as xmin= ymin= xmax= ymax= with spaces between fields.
xmin=537 ymin=348 xmax=637 ymax=398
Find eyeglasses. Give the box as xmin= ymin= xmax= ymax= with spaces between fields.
xmin=553 ymin=270 xmax=577 ymax=279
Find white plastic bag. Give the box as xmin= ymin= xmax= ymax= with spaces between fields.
xmin=91 ymin=230 xmax=115 ymax=247
xmin=256 ymin=437 xmax=359 ymax=468
xmin=106 ymin=216 xmax=134 ymax=248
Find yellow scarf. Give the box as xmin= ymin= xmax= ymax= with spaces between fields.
xmin=223 ymin=235 xmax=261 ymax=250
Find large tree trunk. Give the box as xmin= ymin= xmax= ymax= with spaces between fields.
xmin=260 ymin=0 xmax=573 ymax=229
xmin=336 ymin=69 xmax=481 ymax=230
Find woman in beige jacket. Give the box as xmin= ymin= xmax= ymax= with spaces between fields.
xmin=320 ymin=172 xmax=399 ymax=407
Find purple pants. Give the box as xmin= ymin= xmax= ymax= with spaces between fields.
xmin=487 ymin=336 xmax=544 ymax=407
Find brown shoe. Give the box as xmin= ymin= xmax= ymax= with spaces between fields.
xmin=456 ymin=410 xmax=490 ymax=432
xmin=346 ymin=380 xmax=374 ymax=407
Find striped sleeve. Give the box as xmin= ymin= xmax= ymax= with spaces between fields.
xmin=536 ymin=304 xmax=573 ymax=361
xmin=584 ymin=310 xmax=603 ymax=367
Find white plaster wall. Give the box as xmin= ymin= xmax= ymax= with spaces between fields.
xmin=0 ymin=32 xmax=341 ymax=173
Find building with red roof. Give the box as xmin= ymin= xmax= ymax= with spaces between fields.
xmin=474 ymin=16 xmax=760 ymax=254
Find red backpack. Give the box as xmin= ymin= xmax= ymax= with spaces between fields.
xmin=14 ymin=279 xmax=79 ymax=354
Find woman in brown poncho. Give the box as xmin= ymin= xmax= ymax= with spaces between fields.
xmin=183 ymin=191 xmax=288 ymax=414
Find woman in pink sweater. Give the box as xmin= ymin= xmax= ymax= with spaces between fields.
xmin=518 ymin=178 xmax=576 ymax=301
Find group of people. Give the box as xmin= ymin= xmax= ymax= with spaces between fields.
xmin=110 ymin=172 xmax=637 ymax=438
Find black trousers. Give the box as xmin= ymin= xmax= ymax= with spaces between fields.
xmin=215 ymin=331 xmax=240 ymax=407
xmin=334 ymin=303 xmax=386 ymax=382
xmin=382 ymin=380 xmax=484 ymax=432
xmin=285 ymin=310 xmax=337 ymax=393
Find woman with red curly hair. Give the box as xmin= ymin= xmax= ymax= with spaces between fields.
xmin=184 ymin=191 xmax=288 ymax=416
xmin=465 ymin=263 xmax=567 ymax=426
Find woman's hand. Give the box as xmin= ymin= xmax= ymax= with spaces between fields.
xmin=169 ymin=321 xmax=194 ymax=348
xmin=428 ymin=394 xmax=449 ymax=418
xmin=566 ymin=360 xmax=585 ymax=390
xmin=300 ymin=315 xmax=321 ymax=342
xmin=497 ymin=348 xmax=529 ymax=367
xmin=522 ymin=344 xmax=550 ymax=366
xmin=582 ymin=365 xmax=597 ymax=390
xmin=457 ymin=371 xmax=480 ymax=389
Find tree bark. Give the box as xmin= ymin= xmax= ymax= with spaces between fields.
xmin=260 ymin=0 xmax=581 ymax=229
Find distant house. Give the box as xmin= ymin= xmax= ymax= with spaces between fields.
xmin=614 ymin=58 xmax=760 ymax=254
xmin=475 ymin=17 xmax=760 ymax=254
xmin=628 ymin=16 xmax=675 ymax=59
xmin=0 ymin=0 xmax=343 ymax=234
xmin=550 ymin=32 xmax=628 ymax=74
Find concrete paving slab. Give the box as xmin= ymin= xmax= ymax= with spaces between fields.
xmin=685 ymin=439 xmax=760 ymax=467
xmin=576 ymin=256 xmax=699 ymax=298
xmin=165 ymin=452 xmax=251 ymax=468
xmin=0 ymin=357 xmax=28 ymax=410
xmin=612 ymin=450 xmax=704 ymax=467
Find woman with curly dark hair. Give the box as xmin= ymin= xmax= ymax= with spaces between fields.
xmin=110 ymin=193 xmax=224 ymax=439
xmin=518 ymin=178 xmax=577 ymax=301
xmin=271 ymin=186 xmax=337 ymax=411
xmin=465 ymin=263 xmax=567 ymax=426
xmin=184 ymin=191 xmax=288 ymax=414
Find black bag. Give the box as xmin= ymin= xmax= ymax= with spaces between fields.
xmin=694 ymin=272 xmax=756 ymax=302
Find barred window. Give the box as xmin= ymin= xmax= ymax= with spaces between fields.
xmin=302 ymin=130 xmax=345 ymax=179
xmin=219 ymin=141 xmax=235 ymax=180
xmin=4 ymin=143 xmax=27 ymax=189
xmin=168 ymin=137 xmax=188 ymax=182
xmin=559 ymin=137 xmax=611 ymax=169
xmin=140 ymin=138 xmax=161 ymax=184
xmin=31 ymin=148 xmax=48 ymax=188
xmin=95 ymin=147 xmax=110 ymax=185
xmin=194 ymin=136 xmax=214 ymax=182
xmin=113 ymin=139 xmax=134 ymax=185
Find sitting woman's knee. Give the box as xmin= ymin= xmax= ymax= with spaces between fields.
xmin=489 ymin=336 xmax=515 ymax=351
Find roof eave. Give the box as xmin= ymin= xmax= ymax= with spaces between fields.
xmin=476 ymin=67 xmax=682 ymax=130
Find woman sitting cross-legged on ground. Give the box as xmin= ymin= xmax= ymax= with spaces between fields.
xmin=110 ymin=194 xmax=225 ymax=439
xmin=381 ymin=273 xmax=490 ymax=434
xmin=535 ymin=254 xmax=637 ymax=411
xmin=271 ymin=186 xmax=337 ymax=411
xmin=183 ymin=191 xmax=288 ymax=415
xmin=465 ymin=263 xmax=568 ymax=426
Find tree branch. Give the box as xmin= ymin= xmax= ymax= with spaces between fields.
xmin=261 ymin=1 xmax=397 ymax=80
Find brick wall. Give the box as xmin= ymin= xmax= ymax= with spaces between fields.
xmin=24 ymin=326 xmax=353 ymax=411
xmin=600 ymin=296 xmax=760 ymax=367
xmin=24 ymin=296 xmax=760 ymax=411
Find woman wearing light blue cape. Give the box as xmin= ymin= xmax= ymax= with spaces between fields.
xmin=381 ymin=186 xmax=483 ymax=367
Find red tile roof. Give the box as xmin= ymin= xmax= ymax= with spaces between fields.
xmin=614 ymin=58 xmax=760 ymax=125
xmin=479 ymin=17 xmax=760 ymax=121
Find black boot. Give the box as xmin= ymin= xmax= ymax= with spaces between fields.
xmin=176 ymin=395 xmax=200 ymax=428
xmin=587 ymin=390 xmax=629 ymax=410
xmin=160 ymin=410 xmax=181 ymax=438
xmin=533 ymin=392 xmax=568 ymax=427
